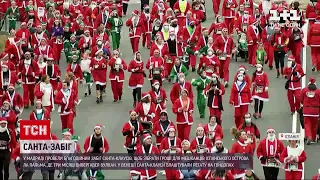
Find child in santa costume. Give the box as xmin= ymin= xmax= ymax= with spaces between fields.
xmin=29 ymin=100 xmax=50 ymax=120
xmin=307 ymin=16 xmax=320 ymax=72
xmin=252 ymin=64 xmax=269 ymax=119
xmin=80 ymin=51 xmax=93 ymax=97
xmin=149 ymin=80 xmax=167 ymax=121
xmin=135 ymin=93 xmax=156 ymax=131
xmin=204 ymin=116 xmax=224 ymax=144
xmin=190 ymin=124 xmax=213 ymax=153
xmin=152 ymin=110 xmax=176 ymax=147
xmin=172 ymin=89 xmax=194 ymax=141
xmin=280 ymin=139 xmax=307 ymax=180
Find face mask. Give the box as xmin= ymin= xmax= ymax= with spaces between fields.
xmin=287 ymin=61 xmax=292 ymax=68
xmin=63 ymin=88 xmax=69 ymax=92
xmin=190 ymin=24 xmax=195 ymax=28
xmin=169 ymin=132 xmax=175 ymax=137
xmin=245 ymin=118 xmax=251 ymax=123
xmin=238 ymin=76 xmax=244 ymax=81
xmin=164 ymin=26 xmax=169 ymax=30
xmin=154 ymin=84 xmax=160 ymax=89
xmin=171 ymin=24 xmax=177 ymax=27
xmin=244 ymin=14 xmax=248 ymax=18
xmin=131 ymin=175 xmax=139 ymax=180
xmin=145 ymin=9 xmax=149 ymax=13
xmin=2 ymin=68 xmax=8 ymax=72
xmin=179 ymin=77 xmax=184 ymax=83
xmin=257 ymin=67 xmax=262 ymax=71
xmin=170 ymin=36 xmax=175 ymax=40
xmin=0 ymin=125 xmax=7 ymax=133
xmin=208 ymin=51 xmax=213 ymax=56
xmin=267 ymin=133 xmax=275 ymax=141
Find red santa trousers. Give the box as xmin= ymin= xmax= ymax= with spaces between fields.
xmin=177 ymin=124 xmax=191 ymax=141
xmin=285 ymin=171 xmax=302 ymax=180
xmin=264 ymin=42 xmax=274 ymax=67
xmin=311 ymin=47 xmax=320 ymax=71
xmin=248 ymin=44 xmax=258 ymax=65
xmin=110 ymin=80 xmax=123 ymax=100
xmin=189 ymin=47 xmax=197 ymax=68
xmin=304 ymin=116 xmax=319 ymax=141
xmin=165 ymin=55 xmax=175 ymax=78
xmin=224 ymin=17 xmax=234 ymax=33
xmin=130 ymin=37 xmax=140 ymax=54
xmin=209 ymin=108 xmax=222 ymax=122
xmin=234 ymin=105 xmax=249 ymax=128
xmin=290 ymin=42 xmax=303 ymax=64
xmin=60 ymin=112 xmax=74 ymax=135
xmin=44 ymin=106 xmax=52 ymax=118
xmin=287 ymin=89 xmax=301 ymax=113
xmin=22 ymin=84 xmax=35 ymax=106
xmin=218 ymin=57 xmax=230 ymax=82
xmin=52 ymin=43 xmax=64 ymax=64
xmin=212 ymin=0 xmax=221 ymax=15
xmin=142 ymin=33 xmax=152 ymax=48
xmin=50 ymin=80 xmax=59 ymax=92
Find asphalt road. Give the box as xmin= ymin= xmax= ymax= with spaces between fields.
xmin=6 ymin=0 xmax=319 ymax=179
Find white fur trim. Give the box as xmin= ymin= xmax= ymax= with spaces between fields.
xmin=94 ymin=125 xmax=105 ymax=129
xmin=143 ymin=135 xmax=151 ymax=141
xmin=215 ymin=140 xmax=223 ymax=144
xmin=142 ymin=94 xmax=150 ymax=99
xmin=130 ymin=170 xmax=141 ymax=175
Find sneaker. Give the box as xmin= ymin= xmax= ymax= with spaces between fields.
xmin=224 ymin=81 xmax=228 ymax=88
xmin=312 ymin=65 xmax=316 ymax=72
xmin=84 ymin=93 xmax=87 ymax=97
xmin=253 ymin=113 xmax=258 ymax=119
xmin=258 ymin=113 xmax=262 ymax=118
xmin=119 ymin=96 xmax=122 ymax=101
xmin=100 ymin=96 xmax=103 ymax=102
xmin=96 ymin=98 xmax=100 ymax=104
xmin=133 ymin=101 xmax=137 ymax=108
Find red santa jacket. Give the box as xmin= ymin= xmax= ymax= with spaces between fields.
xmin=230 ymin=140 xmax=254 ymax=178
xmin=151 ymin=3 xmax=169 ymax=19
xmin=108 ymin=58 xmax=127 ymax=82
xmin=17 ymin=60 xmax=40 ymax=84
xmin=78 ymin=36 xmax=93 ymax=52
xmin=54 ymin=88 xmax=78 ymax=115
xmin=191 ymin=9 xmax=205 ymax=24
xmin=1 ymin=91 xmax=23 ymax=112
xmin=56 ymin=80 xmax=78 ymax=98
xmin=312 ymin=173 xmax=320 ymax=180
xmin=229 ymin=81 xmax=252 ymax=107
xmin=66 ymin=63 xmax=83 ymax=81
xmin=271 ymin=32 xmax=289 ymax=51
xmin=256 ymin=138 xmax=285 ymax=165
xmin=208 ymin=22 xmax=226 ymax=37
xmin=31 ymin=32 xmax=49 ymax=48
xmin=29 ymin=108 xmax=50 ymax=120
xmin=196 ymin=35 xmax=208 ymax=50
xmin=300 ymin=87 xmax=320 ymax=116
xmin=173 ymin=1 xmax=191 ymax=18
xmin=190 ymin=136 xmax=213 ymax=153
xmin=196 ymin=169 xmax=234 ymax=180
xmin=92 ymin=32 xmax=109 ymax=46
xmin=238 ymin=123 xmax=260 ymax=149
xmin=1 ymin=109 xmax=16 ymax=132
xmin=83 ymin=134 xmax=109 ymax=153
xmin=240 ymin=0 xmax=254 ymax=14
xmin=94 ymin=12 xmax=109 ymax=30
xmin=146 ymin=56 xmax=165 ymax=80
xmin=34 ymin=45 xmax=52 ymax=59
xmin=152 ymin=120 xmax=175 ymax=145
xmin=204 ymin=82 xmax=225 ymax=109
xmin=135 ymin=102 xmax=156 ymax=122
xmin=213 ymin=35 xmax=235 ymax=56
xmin=258 ymin=1 xmax=276 ymax=16
xmin=203 ymin=123 xmax=224 ymax=139
xmin=280 ymin=146 xmax=306 ymax=172
xmin=283 ymin=63 xmax=304 ymax=90
xmin=150 ymin=43 xmax=169 ymax=57
xmin=172 ymin=97 xmax=194 ymax=125
xmin=42 ymin=64 xmax=61 ymax=81
xmin=15 ymin=28 xmax=31 ymax=47
xmin=235 ymin=15 xmax=253 ymax=32
xmin=170 ymin=82 xmax=193 ymax=103
xmin=306 ymin=3 xmax=320 ymax=21
xmin=90 ymin=57 xmax=108 ymax=84
xmin=140 ymin=12 xmax=152 ymax=33
xmin=307 ymin=22 xmax=320 ymax=46
xmin=222 ymin=0 xmax=237 ymax=18
xmin=149 ymin=88 xmax=167 ymax=113
xmin=180 ymin=25 xmax=201 ymax=44
xmin=126 ymin=17 xmax=144 ymax=38
xmin=159 ymin=136 xmax=182 ymax=153
xmin=122 ymin=120 xmax=144 ymax=149
xmin=247 ymin=25 xmax=260 ymax=45
xmin=198 ymin=55 xmax=220 ymax=74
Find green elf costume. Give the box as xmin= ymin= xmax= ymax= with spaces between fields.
xmin=256 ymin=48 xmax=266 ymax=65
xmin=86 ymin=169 xmax=105 ymax=180
xmin=64 ymin=34 xmax=80 ymax=63
xmin=191 ymin=70 xmax=211 ymax=118
xmin=42 ymin=22 xmax=51 ymax=37
xmin=6 ymin=5 xmax=20 ymax=30
xmin=45 ymin=0 xmax=57 ymax=10
xmin=169 ymin=59 xmax=188 ymax=83
xmin=108 ymin=10 xmax=123 ymax=50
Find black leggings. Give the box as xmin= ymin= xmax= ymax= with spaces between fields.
xmin=41 ymin=170 xmax=55 ymax=180
xmin=127 ymin=149 xmax=135 ymax=163
xmin=96 ymin=84 xmax=103 ymax=91
xmin=254 ymin=99 xmax=264 ymax=113
xmin=263 ymin=167 xmax=279 ymax=180
xmin=0 ymin=150 xmax=10 ymax=180
xmin=123 ymin=3 xmax=128 ymax=15
xmin=141 ymin=0 xmax=149 ymax=11
xmin=274 ymin=51 xmax=285 ymax=69
xmin=132 ymin=88 xmax=141 ymax=102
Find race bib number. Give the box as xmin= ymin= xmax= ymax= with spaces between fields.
xmin=216 ymin=30 xmax=222 ymax=34
xmin=38 ymin=7 xmax=45 ymax=17
xmin=266 ymin=161 xmax=277 ymax=167
xmin=219 ymin=54 xmax=226 ymax=60
xmin=166 ymin=58 xmax=172 ymax=63
xmin=269 ymin=145 xmax=274 ymax=156
xmin=256 ymin=86 xmax=264 ymax=93
xmin=169 ymin=149 xmax=177 ymax=154
xmin=288 ymin=163 xmax=298 ymax=170
xmin=197 ymin=146 xmax=205 ymax=153
xmin=208 ymin=131 xmax=215 ymax=139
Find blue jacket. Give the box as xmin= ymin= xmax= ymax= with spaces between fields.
xmin=180 ymin=169 xmax=196 ymax=180
xmin=51 ymin=26 xmax=64 ymax=37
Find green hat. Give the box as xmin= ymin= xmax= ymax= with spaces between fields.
xmin=64 ymin=24 xmax=70 ymax=28
xmin=41 ymin=22 xmax=47 ymax=25
xmin=62 ymin=128 xmax=72 ymax=136
xmin=70 ymin=34 xmax=76 ymax=38
xmin=72 ymin=135 xmax=80 ymax=142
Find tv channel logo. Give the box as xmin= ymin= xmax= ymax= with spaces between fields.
xmin=269 ymin=10 xmax=301 ymax=28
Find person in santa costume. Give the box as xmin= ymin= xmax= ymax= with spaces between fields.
xmin=141 ymin=5 xmax=152 ymax=49
xmin=261 ymin=17 xmax=275 ymax=70
xmin=90 ymin=49 xmax=107 ymax=104
xmin=131 ymin=134 xmax=159 ymax=179
xmin=191 ymin=70 xmax=211 ymax=118
xmin=247 ymin=19 xmax=260 ymax=66
xmin=204 ymin=116 xmax=224 ymax=143
xmin=240 ymin=0 xmax=254 ymax=15
xmin=29 ymin=99 xmax=50 ymax=120
xmin=283 ymin=55 xmax=304 ymax=114
xmin=146 ymin=49 xmax=165 ymax=87
xmin=197 ymin=47 xmax=220 ymax=77
xmin=195 ymin=28 xmax=210 ymax=53
xmin=1 ymin=84 xmax=23 ymax=117
xmin=251 ymin=64 xmax=269 ymax=118
xmin=258 ymin=0 xmax=275 ymax=16
xmin=126 ymin=10 xmax=143 ymax=54
xmin=169 ymin=58 xmax=188 ymax=84
xmin=270 ymin=23 xmax=289 ymax=78
xmin=288 ymin=23 xmax=303 ymax=65
xmin=135 ymin=93 xmax=156 ymax=132
xmin=312 ymin=169 xmax=320 ymax=180
xmin=237 ymin=113 xmax=261 ymax=151
xmin=0 ymin=100 xmax=16 ymax=137
xmin=149 ymin=80 xmax=167 ymax=121
xmin=78 ymin=29 xmax=92 ymax=53
xmin=166 ymin=31 xmax=183 ymax=78
xmin=92 ymin=24 xmax=110 ymax=47
xmin=54 ymin=80 xmax=78 ymax=135
xmin=211 ymin=136 xmax=228 ymax=154
xmin=15 ymin=22 xmax=31 ymax=51
xmin=280 ymin=139 xmax=307 ymax=180
xmin=128 ymin=52 xmax=145 ymax=107
xmin=229 ymin=73 xmax=252 ymax=128
xmin=66 ymin=54 xmax=83 ymax=81
xmin=0 ymin=63 xmax=16 ymax=98
xmin=235 ymin=10 xmax=252 ymax=33
xmin=6 ymin=1 xmax=20 ymax=31
xmin=64 ymin=34 xmax=80 ymax=63
xmin=173 ymin=0 xmax=191 ymax=27
xmin=196 ymin=167 xmax=234 ymax=180
xmin=221 ymin=0 xmax=237 ymax=33
xmin=306 ymin=0 xmax=320 ymax=26
xmin=191 ymin=2 xmax=205 ymax=24
xmin=108 ymin=50 xmax=127 ymax=102
xmin=122 ymin=110 xmax=144 ymax=156
xmin=190 ymin=124 xmax=212 ymax=153
xmin=213 ymin=28 xmax=235 ymax=88
xmin=230 ymin=129 xmax=254 ymax=179
xmin=34 ymin=38 xmax=52 ymax=61
xmin=150 ymin=33 xmax=169 ymax=59
xmin=233 ymin=65 xmax=251 ymax=87
xmin=300 ymin=77 xmax=320 ymax=144
xmin=152 ymin=110 xmax=176 ymax=147
xmin=34 ymin=74 xmax=55 ymax=115
xmin=172 ymin=88 xmax=194 ymax=141
xmin=307 ymin=16 xmax=320 ymax=72
xmin=41 ymin=56 xmax=61 ymax=91
xmin=208 ymin=15 xmax=226 ymax=40
xmin=256 ymin=127 xmax=284 ymax=180
xmin=17 ymin=51 xmax=40 ymax=108
xmin=170 ymin=73 xmax=193 ymax=103
xmin=31 ymin=25 xmax=49 ymax=49
xmin=151 ymin=0 xmax=169 ymax=22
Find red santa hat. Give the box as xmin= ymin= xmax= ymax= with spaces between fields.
xmin=1 ymin=62 xmax=8 ymax=68
xmin=36 ymin=23 xmax=42 ymax=27
xmin=77 ymin=13 xmax=84 ymax=19
xmin=202 ymin=27 xmax=208 ymax=32
xmin=212 ymin=73 xmax=219 ymax=78
xmin=196 ymin=123 xmax=204 ymax=131
xmin=155 ymin=32 xmax=163 ymax=40
xmin=168 ymin=126 xmax=175 ymax=132
xmin=129 ymin=110 xmax=136 ymax=115
xmin=0 ymin=117 xmax=7 ymax=124
xmin=255 ymin=63 xmax=263 ymax=68
xmin=181 ymin=88 xmax=189 ymax=95
xmin=47 ymin=54 xmax=54 ymax=61
xmin=178 ymin=72 xmax=185 ymax=78
xmin=2 ymin=100 xmax=10 ymax=105
xmin=152 ymin=80 xmax=160 ymax=86
xmin=141 ymin=92 xmax=150 ymax=99
xmin=84 ymin=28 xmax=90 ymax=33
xmin=288 ymin=55 xmax=295 ymax=61
xmin=309 ymin=77 xmax=316 ymax=84
xmin=316 ymin=16 xmax=320 ymax=22
xmin=238 ymin=65 xmax=247 ymax=72
xmin=169 ymin=31 xmax=175 ymax=35
xmin=142 ymin=133 xmax=152 ymax=142
xmin=36 ymin=99 xmax=42 ymax=104
xmin=274 ymin=23 xmax=281 ymax=30
xmin=266 ymin=127 xmax=275 ymax=133
xmin=144 ymin=4 xmax=149 ymax=9
xmin=132 ymin=10 xmax=140 ymax=16
xmin=94 ymin=124 xmax=105 ymax=130
xmin=215 ymin=136 xmax=223 ymax=144
xmin=21 ymin=22 xmax=27 ymax=26
xmin=8 ymin=84 xmax=14 ymax=90
xmin=130 ymin=170 xmax=141 ymax=175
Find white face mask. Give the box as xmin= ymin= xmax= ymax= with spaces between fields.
xmin=245 ymin=118 xmax=251 ymax=123
xmin=287 ymin=61 xmax=292 ymax=68
xmin=244 ymin=14 xmax=248 ymax=18
xmin=257 ymin=67 xmax=262 ymax=71
xmin=267 ymin=133 xmax=275 ymax=141
xmin=170 ymin=36 xmax=175 ymax=40
xmin=208 ymin=51 xmax=213 ymax=56
xmin=0 ymin=125 xmax=7 ymax=133
xmin=131 ymin=175 xmax=139 ymax=180
xmin=169 ymin=131 xmax=175 ymax=137
xmin=154 ymin=84 xmax=160 ymax=89
xmin=238 ymin=76 xmax=244 ymax=81
xmin=179 ymin=77 xmax=185 ymax=83
xmin=163 ymin=26 xmax=169 ymax=30
xmin=2 ymin=68 xmax=8 ymax=72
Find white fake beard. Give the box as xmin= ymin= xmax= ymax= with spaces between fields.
xmin=63 ymin=2 xmax=70 ymax=9
xmin=0 ymin=126 xmax=7 ymax=133
xmin=267 ymin=134 xmax=275 ymax=141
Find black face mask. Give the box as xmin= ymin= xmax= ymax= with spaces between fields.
xmin=145 ymin=9 xmax=149 ymax=13
xmin=201 ymin=75 xmax=206 ymax=79
xmin=171 ymin=24 xmax=177 ymax=27
xmin=190 ymin=24 xmax=195 ymax=28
